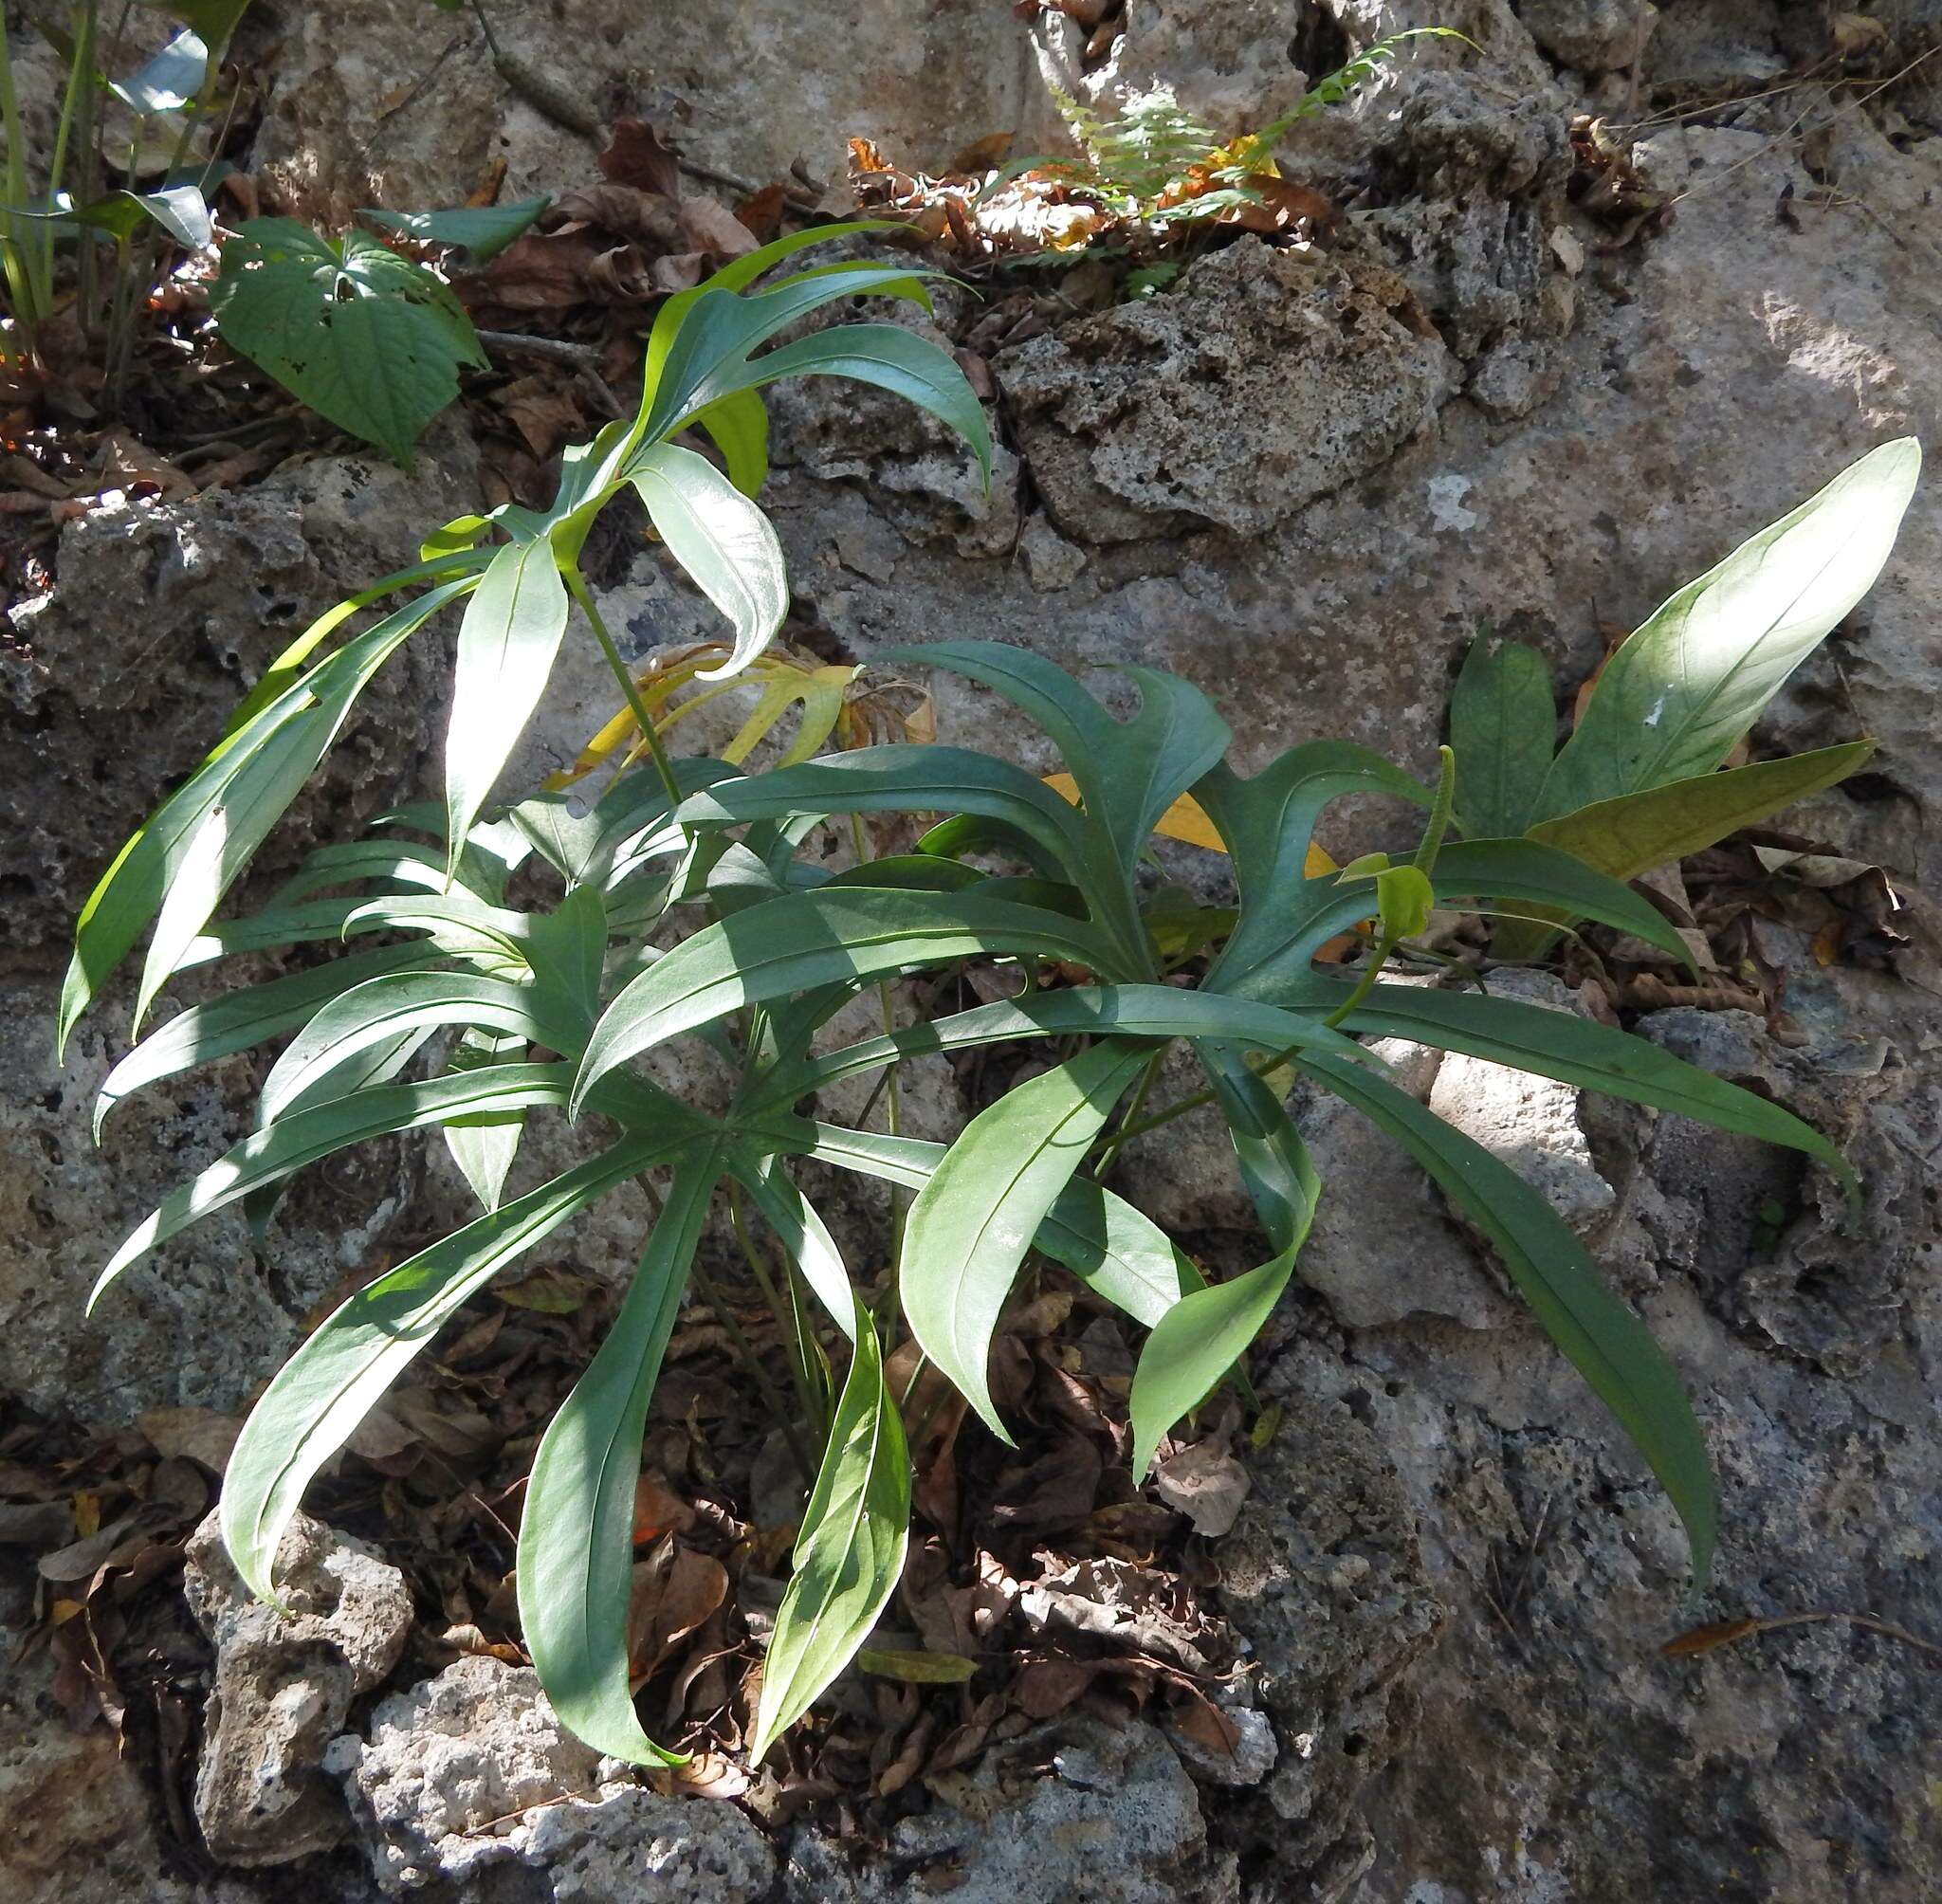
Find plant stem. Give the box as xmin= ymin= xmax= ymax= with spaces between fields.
xmin=1322 ymin=937 xmax=1395 ymax=1030
xmin=687 ymin=1251 xmax=815 ymax=1486
xmin=0 ymin=18 xmax=43 ymax=342
xmin=565 ymin=566 xmax=684 ymax=808
xmin=727 ymin=1180 xmax=826 ymax=1440
xmin=1090 ymin=1044 xmax=1164 ymax=1181
xmin=41 ymin=2 xmax=94 ymax=304
xmin=72 ymin=5 xmax=100 ymax=333
xmin=847 ymin=811 xmax=909 ymax=1265
xmin=465 ymin=0 xmax=504 ymax=59
xmin=1092 ymin=1037 xmax=1309 ymax=1165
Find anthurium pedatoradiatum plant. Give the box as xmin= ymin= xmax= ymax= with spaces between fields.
xmin=63 ymin=219 xmax=1916 ymax=1767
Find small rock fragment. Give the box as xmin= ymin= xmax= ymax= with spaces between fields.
xmin=183 ymin=1508 xmax=412 ymax=1866
xmin=329 ymin=1654 xmax=775 ymax=1899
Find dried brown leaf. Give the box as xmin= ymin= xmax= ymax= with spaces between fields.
xmin=678 ymin=194 xmax=760 ymax=259
xmin=97 ymin=431 xmax=195 ymax=503
xmin=733 ymin=182 xmax=788 ymax=240
xmin=137 ymin=1407 xmax=240 ymax=1474
xmin=586 ymin=244 xmax=661 ymax=302
xmin=38 ymin=1512 xmax=140 ymax=1583
xmin=948 ymin=131 xmax=1017 ymax=174
xmin=1150 ymin=1438 xmax=1251 ymax=1537
xmin=990 ymin=1438 xmax=1103 ymax=1534
xmin=1662 ymin=1617 xmax=1763 ymax=1657
xmin=481 ymin=229 xmax=606 ymax=311
xmin=465 ymin=158 xmax=510 ymax=209
xmin=650 ymin=252 xmax=706 ymax=293
xmin=628 ymin=1537 xmax=729 ymax=1682
xmin=554 ymin=184 xmax=685 ymax=249
xmin=1012 ymin=1656 xmax=1097 ymax=1718
xmin=599 ymin=119 xmax=683 ymax=197
xmin=856 ymin=1645 xmax=980 ymax=1684
xmin=0 ymin=1500 xmax=74 ymax=1547
xmin=1221 ymin=175 xmax=1336 ymax=236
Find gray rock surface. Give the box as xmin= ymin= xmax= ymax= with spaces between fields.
xmin=331 ymin=1656 xmax=772 ymax=1900
xmin=1002 ymin=242 xmax=1456 ymax=541
xmin=1517 ymin=0 xmax=1657 ymax=71
xmin=783 ymin=1716 xmax=1227 ymax=1903
xmin=1428 ymin=973 xmax=1617 ymax=1237
xmin=245 ymin=0 xmax=1070 ymax=214
xmin=184 ymin=1509 xmax=413 ymax=1866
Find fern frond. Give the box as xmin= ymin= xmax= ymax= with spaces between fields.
xmin=1254 ymin=27 xmax=1474 ymax=148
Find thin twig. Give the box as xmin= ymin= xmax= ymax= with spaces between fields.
xmin=1742 ymin=1610 xmax=1941 ymax=1660
xmin=726 ymin=1180 xmax=825 ymax=1440
xmin=377 ymin=34 xmax=469 ymax=125
xmin=475 ymin=328 xmax=608 ymax=373
xmin=1090 ymin=1045 xmax=1164 ymax=1181
xmin=1662 ymin=49 xmax=1940 ymax=211
xmin=677 ymin=156 xmax=819 ymax=215
xmin=1623 ymin=0 xmax=1653 ymax=121
xmin=464 ymin=0 xmax=503 ymax=60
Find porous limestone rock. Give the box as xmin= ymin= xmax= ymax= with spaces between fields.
xmin=184 ymin=1509 xmax=413 ymax=1866
xmin=1215 ymin=1392 xmax=1445 ymax=1879
xmin=330 ymin=1655 xmax=774 ymax=1900
xmin=244 ymin=0 xmax=1070 ymax=215
xmin=999 ymin=241 xmax=1456 ymax=542
xmin=0 ymin=1590 xmax=284 ymax=1904
xmin=783 ymin=1716 xmax=1227 ymax=1904
xmin=1516 ymin=0 xmax=1657 ymax=72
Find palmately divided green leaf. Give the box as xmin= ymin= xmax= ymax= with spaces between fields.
xmin=223 ymin=1134 xmax=680 ymax=1602
xmin=64 ymin=575 xmax=475 ymax=1050
xmin=629 ymin=443 xmax=788 ymax=681
xmin=573 ymin=887 xmax=1121 ymax=1117
xmin=94 ymin=943 xmax=431 ymax=1138
xmin=71 ymin=249 xmax=1906 ymax=1773
xmin=92 ymin=1064 xmax=577 ymax=1306
xmin=445 ymin=537 xmax=572 ymax=877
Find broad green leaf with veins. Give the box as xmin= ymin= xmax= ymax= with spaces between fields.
xmin=211 ymin=220 xmax=488 ymax=467
xmin=445 ymin=538 xmax=571 ymax=876
xmin=1541 ymin=439 xmax=1919 ymax=815
xmin=630 ymin=444 xmax=788 ymax=681
xmin=518 ymin=1153 xmax=722 ymax=1766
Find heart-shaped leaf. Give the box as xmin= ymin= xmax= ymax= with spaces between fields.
xmin=211 ymin=220 xmax=487 ymax=466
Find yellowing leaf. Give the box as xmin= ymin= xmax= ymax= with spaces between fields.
xmin=724 ymin=664 xmax=861 ymax=769
xmin=856 ymin=1645 xmax=979 ymax=1683
xmin=1042 ymin=773 xmax=1336 ymax=873
xmin=547 ymin=646 xmax=924 ymax=791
